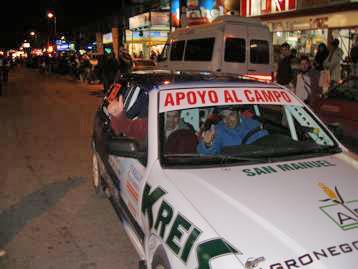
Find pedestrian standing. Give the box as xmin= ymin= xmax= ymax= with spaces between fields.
xmin=314 ymin=43 xmax=329 ymax=71
xmin=79 ymin=55 xmax=91 ymax=83
xmin=0 ymin=60 xmax=2 ymax=96
xmin=119 ymin=47 xmax=133 ymax=75
xmin=294 ymin=56 xmax=322 ymax=111
xmin=276 ymin=42 xmax=294 ymax=88
xmin=2 ymin=56 xmax=10 ymax=83
xmin=101 ymin=53 xmax=120 ymax=93
xmin=350 ymin=38 xmax=358 ymax=77
xmin=324 ymin=38 xmax=344 ymax=86
xmin=88 ymin=55 xmax=99 ymax=84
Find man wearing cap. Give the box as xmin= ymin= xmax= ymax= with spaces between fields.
xmin=197 ymin=108 xmax=268 ymax=155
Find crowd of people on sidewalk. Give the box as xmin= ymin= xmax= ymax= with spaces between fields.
xmin=27 ymin=47 xmax=134 ymax=93
xmin=275 ymin=38 xmax=358 ymax=111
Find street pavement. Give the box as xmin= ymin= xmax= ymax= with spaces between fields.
xmin=0 ymin=68 xmax=138 ymax=269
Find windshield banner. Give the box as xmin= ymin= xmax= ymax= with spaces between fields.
xmin=159 ymin=88 xmax=302 ymax=112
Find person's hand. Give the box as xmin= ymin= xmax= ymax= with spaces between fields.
xmin=108 ymin=95 xmax=124 ymax=117
xmin=117 ymin=95 xmax=124 ymax=113
xmin=202 ymin=126 xmax=215 ymax=147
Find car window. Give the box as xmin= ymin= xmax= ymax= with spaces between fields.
xmin=105 ymin=83 xmax=149 ymax=162
xmin=184 ymin=38 xmax=215 ymax=61
xmin=250 ymin=40 xmax=270 ymax=64
xmin=224 ymin=38 xmax=245 ymax=63
xmin=170 ymin=40 xmax=185 ymax=61
xmin=159 ymin=88 xmax=339 ymax=167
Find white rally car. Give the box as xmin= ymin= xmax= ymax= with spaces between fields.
xmin=91 ymin=71 xmax=358 ymax=269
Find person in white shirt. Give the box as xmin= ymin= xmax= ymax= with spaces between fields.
xmin=294 ymin=56 xmax=322 ymax=111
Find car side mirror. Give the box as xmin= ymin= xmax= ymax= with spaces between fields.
xmin=107 ymin=137 xmax=146 ymax=160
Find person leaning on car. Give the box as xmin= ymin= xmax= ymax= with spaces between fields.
xmin=197 ymin=107 xmax=268 ymax=155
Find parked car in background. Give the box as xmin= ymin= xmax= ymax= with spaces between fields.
xmin=318 ymin=78 xmax=358 ymax=150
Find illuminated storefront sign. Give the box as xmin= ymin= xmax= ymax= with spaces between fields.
xmin=266 ymin=10 xmax=358 ymax=32
xmin=57 ymin=43 xmax=70 ymax=51
xmin=55 ymin=39 xmax=71 ymax=51
xmin=171 ymin=0 xmax=237 ymax=27
xmin=129 ymin=12 xmax=170 ymax=30
xmin=126 ymin=30 xmax=168 ymax=42
xmin=242 ymin=0 xmax=296 ymax=16
xmin=171 ymin=0 xmax=180 ymax=27
xmin=103 ymin=33 xmax=113 ymax=44
xmin=151 ymin=12 xmax=170 ymax=28
xmin=129 ymin=13 xmax=151 ymax=29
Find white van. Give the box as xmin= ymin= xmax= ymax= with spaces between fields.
xmin=158 ymin=15 xmax=273 ymax=80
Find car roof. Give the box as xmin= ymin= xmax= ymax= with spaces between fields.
xmin=124 ymin=70 xmax=281 ymax=91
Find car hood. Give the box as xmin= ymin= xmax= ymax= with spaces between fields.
xmin=163 ymin=153 xmax=358 ymax=269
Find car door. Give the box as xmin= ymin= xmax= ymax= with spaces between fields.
xmin=105 ymin=81 xmax=150 ymax=244
xmin=93 ymin=98 xmax=112 ymax=171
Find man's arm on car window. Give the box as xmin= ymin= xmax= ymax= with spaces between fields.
xmin=196 ymin=129 xmax=222 ymax=155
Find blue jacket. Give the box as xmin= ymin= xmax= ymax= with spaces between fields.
xmin=197 ymin=117 xmax=268 ymax=155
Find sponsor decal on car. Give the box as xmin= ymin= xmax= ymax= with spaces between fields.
xmin=141 ymin=184 xmax=241 ymax=268
xmin=242 ymin=159 xmax=336 ymax=177
xmin=319 ymin=183 xmax=358 ymax=231
xmin=269 ymin=240 xmax=358 ymax=269
xmin=126 ymin=181 xmax=139 ymax=202
xmin=128 ymin=164 xmax=143 ymax=185
xmin=159 ymin=88 xmax=302 ymax=112
xmin=128 ymin=200 xmax=138 ymax=218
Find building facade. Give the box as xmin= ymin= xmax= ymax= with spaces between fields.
xmin=244 ymin=0 xmax=358 ymax=59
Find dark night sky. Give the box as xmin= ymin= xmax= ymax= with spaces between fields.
xmin=0 ymin=0 xmax=124 ymax=49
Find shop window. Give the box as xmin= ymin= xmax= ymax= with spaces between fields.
xmin=184 ymin=38 xmax=215 ymax=61
xmin=250 ymin=40 xmax=269 ymax=64
xmin=224 ymin=38 xmax=246 ymax=63
xmin=170 ymin=40 xmax=185 ymax=61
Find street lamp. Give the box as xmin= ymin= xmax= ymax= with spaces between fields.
xmin=47 ymin=11 xmax=54 ymax=19
xmin=30 ymin=31 xmax=36 ymax=37
xmin=47 ymin=11 xmax=57 ymax=40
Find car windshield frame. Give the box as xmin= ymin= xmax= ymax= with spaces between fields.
xmin=157 ymin=87 xmax=341 ymax=168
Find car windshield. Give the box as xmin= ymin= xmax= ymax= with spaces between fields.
xmin=159 ymin=87 xmax=340 ymax=167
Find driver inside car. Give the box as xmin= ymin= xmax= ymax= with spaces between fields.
xmin=197 ymin=107 xmax=269 ymax=155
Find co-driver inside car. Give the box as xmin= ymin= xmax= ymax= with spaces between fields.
xmin=197 ymin=107 xmax=268 ymax=155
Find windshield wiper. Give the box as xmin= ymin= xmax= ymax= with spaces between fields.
xmin=226 ymin=145 xmax=341 ymax=160
xmin=298 ymin=145 xmax=342 ymax=155
xmin=163 ymin=153 xmax=268 ymax=162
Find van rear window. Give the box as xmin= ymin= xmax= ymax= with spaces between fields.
xmin=224 ymin=38 xmax=245 ymax=63
xmin=250 ymin=40 xmax=270 ymax=64
xmin=170 ymin=40 xmax=185 ymax=61
xmin=184 ymin=38 xmax=215 ymax=61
